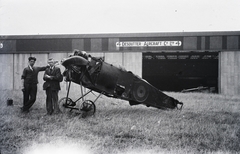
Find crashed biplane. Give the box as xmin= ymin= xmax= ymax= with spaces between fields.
xmin=59 ymin=50 xmax=183 ymax=116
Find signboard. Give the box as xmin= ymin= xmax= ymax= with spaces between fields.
xmin=0 ymin=40 xmax=16 ymax=53
xmin=116 ymin=37 xmax=183 ymax=50
xmin=116 ymin=41 xmax=182 ymax=47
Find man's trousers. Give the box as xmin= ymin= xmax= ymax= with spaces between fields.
xmin=45 ymin=88 xmax=60 ymax=115
xmin=22 ymin=83 xmax=37 ymax=112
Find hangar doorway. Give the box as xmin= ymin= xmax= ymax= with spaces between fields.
xmin=142 ymin=51 xmax=219 ymax=92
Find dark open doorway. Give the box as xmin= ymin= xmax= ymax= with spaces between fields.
xmin=142 ymin=51 xmax=219 ymax=92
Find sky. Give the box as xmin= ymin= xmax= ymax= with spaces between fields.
xmin=0 ymin=0 xmax=240 ymax=35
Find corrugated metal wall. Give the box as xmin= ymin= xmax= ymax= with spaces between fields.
xmin=1 ymin=31 xmax=240 ymax=95
xmin=219 ymin=51 xmax=240 ymax=95
xmin=0 ymin=54 xmax=14 ymax=90
xmin=0 ymin=52 xmax=142 ymax=92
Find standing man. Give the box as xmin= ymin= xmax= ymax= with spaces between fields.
xmin=43 ymin=58 xmax=63 ymax=115
xmin=21 ymin=56 xmax=48 ymax=113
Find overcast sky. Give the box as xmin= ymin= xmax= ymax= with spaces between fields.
xmin=0 ymin=0 xmax=240 ymax=35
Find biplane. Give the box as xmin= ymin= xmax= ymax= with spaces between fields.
xmin=59 ymin=50 xmax=183 ymax=117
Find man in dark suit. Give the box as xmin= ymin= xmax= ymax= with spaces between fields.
xmin=21 ymin=56 xmax=48 ymax=113
xmin=43 ymin=58 xmax=63 ymax=115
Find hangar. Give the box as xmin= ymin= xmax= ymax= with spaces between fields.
xmin=0 ymin=31 xmax=240 ymax=96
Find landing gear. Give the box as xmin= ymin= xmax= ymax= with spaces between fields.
xmin=80 ymin=100 xmax=96 ymax=118
xmin=59 ymin=97 xmax=74 ymax=113
xmin=58 ymin=81 xmax=101 ymax=117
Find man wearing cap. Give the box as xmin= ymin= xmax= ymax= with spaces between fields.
xmin=21 ymin=56 xmax=48 ymax=113
xmin=43 ymin=58 xmax=63 ymax=115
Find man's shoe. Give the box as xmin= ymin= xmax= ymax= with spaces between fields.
xmin=53 ymin=111 xmax=61 ymax=115
xmin=44 ymin=112 xmax=52 ymax=116
xmin=21 ymin=108 xmax=29 ymax=113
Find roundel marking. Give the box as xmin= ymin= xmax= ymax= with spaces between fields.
xmin=133 ymin=82 xmax=149 ymax=102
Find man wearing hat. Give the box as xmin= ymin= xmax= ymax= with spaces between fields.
xmin=21 ymin=56 xmax=48 ymax=113
xmin=43 ymin=58 xmax=63 ymax=115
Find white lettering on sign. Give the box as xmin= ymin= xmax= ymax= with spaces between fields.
xmin=0 ymin=42 xmax=3 ymax=49
xmin=116 ymin=41 xmax=182 ymax=47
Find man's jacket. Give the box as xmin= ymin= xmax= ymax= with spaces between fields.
xmin=22 ymin=66 xmax=47 ymax=84
xmin=43 ymin=67 xmax=63 ymax=90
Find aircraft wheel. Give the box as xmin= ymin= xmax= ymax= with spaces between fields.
xmin=133 ymin=81 xmax=149 ymax=102
xmin=58 ymin=97 xmax=74 ymax=113
xmin=79 ymin=100 xmax=96 ymax=118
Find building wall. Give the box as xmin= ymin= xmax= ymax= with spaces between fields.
xmin=219 ymin=51 xmax=240 ymax=95
xmin=0 ymin=52 xmax=142 ymax=92
xmin=1 ymin=31 xmax=240 ymax=95
xmin=3 ymin=50 xmax=240 ymax=96
xmin=0 ymin=54 xmax=13 ymax=90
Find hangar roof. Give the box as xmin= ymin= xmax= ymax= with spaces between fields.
xmin=1 ymin=31 xmax=240 ymax=39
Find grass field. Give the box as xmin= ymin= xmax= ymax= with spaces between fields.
xmin=0 ymin=90 xmax=240 ymax=154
